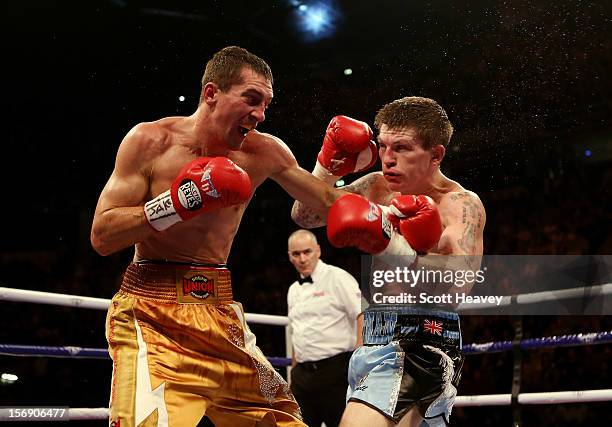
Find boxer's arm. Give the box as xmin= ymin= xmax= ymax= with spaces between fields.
xmin=291 ymin=172 xmax=383 ymax=228
xmin=356 ymin=313 xmax=364 ymax=347
xmin=290 ymin=116 xmax=378 ymax=228
xmin=439 ymin=191 xmax=486 ymax=257
xmin=274 ymin=164 xmax=345 ymax=218
xmin=268 ymin=136 xmax=347 ymax=218
xmin=416 ymin=192 xmax=486 ymax=292
xmin=90 ymin=124 xmax=156 ymax=256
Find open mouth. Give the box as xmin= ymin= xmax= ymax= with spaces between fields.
xmin=238 ymin=124 xmax=254 ymax=137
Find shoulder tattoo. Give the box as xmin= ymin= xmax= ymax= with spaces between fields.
xmin=342 ymin=173 xmax=381 ymax=197
xmin=455 ymin=193 xmax=484 ymax=254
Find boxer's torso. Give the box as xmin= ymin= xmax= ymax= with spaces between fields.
xmin=134 ymin=117 xmax=289 ymax=264
xmin=357 ymin=172 xmax=481 ymax=255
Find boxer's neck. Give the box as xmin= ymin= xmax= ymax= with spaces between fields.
xmin=188 ymin=110 xmax=232 ymax=157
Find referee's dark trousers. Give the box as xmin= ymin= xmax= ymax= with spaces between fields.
xmin=290 ymin=351 xmax=352 ymax=427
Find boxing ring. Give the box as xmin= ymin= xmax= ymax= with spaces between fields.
xmin=1 ymin=285 xmax=611 ymax=422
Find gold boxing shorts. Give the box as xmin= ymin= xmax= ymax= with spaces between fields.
xmin=105 ymin=262 xmax=304 ymax=427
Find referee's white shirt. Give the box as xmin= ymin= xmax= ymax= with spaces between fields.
xmin=287 ymin=259 xmax=361 ymax=363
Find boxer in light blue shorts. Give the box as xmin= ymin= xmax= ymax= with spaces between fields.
xmin=347 ymin=306 xmax=463 ymax=426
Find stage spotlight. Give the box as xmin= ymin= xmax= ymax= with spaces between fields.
xmin=293 ymin=1 xmax=339 ymax=41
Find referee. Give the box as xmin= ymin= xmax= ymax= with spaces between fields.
xmin=286 ymin=229 xmax=361 ymax=427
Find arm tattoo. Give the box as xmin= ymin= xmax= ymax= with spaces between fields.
xmin=291 ymin=202 xmax=326 ymax=228
xmin=456 ymin=194 xmax=483 ymax=256
xmin=449 ymin=191 xmax=470 ymax=202
xmin=291 ymin=173 xmax=381 ymax=228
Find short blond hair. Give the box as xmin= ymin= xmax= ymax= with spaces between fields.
xmin=374 ymin=96 xmax=453 ymax=149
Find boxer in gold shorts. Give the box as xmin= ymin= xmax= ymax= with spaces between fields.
xmin=106 ymin=263 xmax=299 ymax=426
xmin=91 ymin=46 xmax=345 ymax=426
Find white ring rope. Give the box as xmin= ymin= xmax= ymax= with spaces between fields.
xmin=68 ymin=408 xmax=110 ymax=420
xmin=455 ymin=389 xmax=612 ymax=406
xmin=0 ymin=287 xmax=110 ymax=310
xmin=3 ymin=284 xmax=611 ymax=320
xmin=457 ymin=283 xmax=612 ymax=311
xmin=53 ymin=389 xmax=612 ymax=420
xmin=0 ymin=287 xmax=288 ymax=326
xmin=2 ymin=286 xmax=611 ymax=418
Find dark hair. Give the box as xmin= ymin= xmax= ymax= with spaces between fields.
xmin=201 ymin=46 xmax=273 ymax=93
xmin=374 ymin=96 xmax=453 ymax=149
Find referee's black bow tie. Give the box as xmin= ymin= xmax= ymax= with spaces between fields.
xmin=298 ymin=276 xmax=313 ymax=285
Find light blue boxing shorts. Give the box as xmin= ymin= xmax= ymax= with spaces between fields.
xmin=347 ymin=306 xmax=463 ymax=426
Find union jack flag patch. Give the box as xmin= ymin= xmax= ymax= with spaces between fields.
xmin=423 ymin=319 xmax=443 ymax=336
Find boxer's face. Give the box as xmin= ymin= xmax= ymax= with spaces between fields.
xmin=378 ymin=125 xmax=442 ymax=193
xmin=288 ymin=235 xmax=321 ymax=277
xmin=207 ymin=67 xmax=273 ymax=150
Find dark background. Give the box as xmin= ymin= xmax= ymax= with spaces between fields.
xmin=1 ymin=0 xmax=611 ymax=425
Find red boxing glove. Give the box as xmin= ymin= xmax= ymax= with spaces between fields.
xmin=316 ymin=116 xmax=377 ymax=178
xmin=144 ymin=157 xmax=252 ymax=231
xmin=388 ymin=195 xmax=443 ymax=253
xmin=327 ymin=194 xmax=393 ymax=254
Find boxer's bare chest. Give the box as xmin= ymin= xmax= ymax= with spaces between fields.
xmin=135 ymin=139 xmax=271 ymax=263
xmin=366 ymin=175 xmax=458 ymax=255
